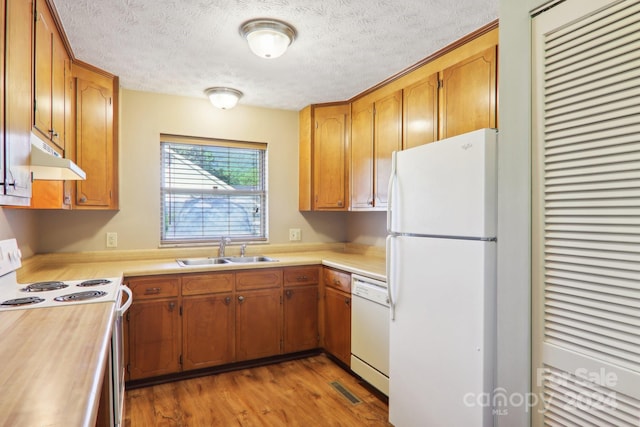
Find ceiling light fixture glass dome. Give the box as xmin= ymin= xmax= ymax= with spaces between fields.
xmin=240 ymin=19 xmax=297 ymax=59
xmin=205 ymin=87 xmax=243 ymax=110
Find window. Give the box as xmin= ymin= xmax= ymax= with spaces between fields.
xmin=160 ymin=135 xmax=267 ymax=244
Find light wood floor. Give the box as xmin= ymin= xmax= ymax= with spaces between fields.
xmin=124 ymin=354 xmax=391 ymax=426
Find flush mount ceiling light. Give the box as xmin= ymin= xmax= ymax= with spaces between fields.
xmin=240 ymin=19 xmax=297 ymax=59
xmin=205 ymin=87 xmax=243 ymax=110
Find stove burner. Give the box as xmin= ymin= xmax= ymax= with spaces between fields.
xmin=1 ymin=296 xmax=45 ymax=306
xmin=77 ymin=279 xmax=111 ymax=287
xmin=22 ymin=281 xmax=69 ymax=292
xmin=54 ymin=290 xmax=107 ymax=302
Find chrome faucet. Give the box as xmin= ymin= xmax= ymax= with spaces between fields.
xmin=219 ymin=237 xmax=231 ymax=257
xmin=240 ymin=243 xmax=247 ymax=257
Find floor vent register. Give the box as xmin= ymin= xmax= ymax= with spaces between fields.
xmin=329 ymin=381 xmax=362 ymax=405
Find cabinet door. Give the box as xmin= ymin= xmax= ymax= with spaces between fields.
xmin=128 ymin=299 xmax=181 ymax=380
xmin=403 ymin=73 xmax=439 ymax=149
xmin=2 ymin=0 xmax=32 ymax=202
xmin=313 ymin=104 xmax=350 ymax=210
xmin=235 ymin=288 xmax=282 ymax=361
xmin=373 ymin=90 xmax=402 ymax=208
xmin=350 ymin=102 xmax=374 ymax=209
xmin=183 ymin=294 xmax=235 ymax=370
xmin=33 ymin=0 xmax=53 ymax=142
xmin=324 ymin=287 xmax=351 ymax=366
xmin=284 ymin=285 xmax=319 ymax=353
xmin=441 ymin=46 xmax=497 ymax=139
xmin=75 ymin=77 xmax=114 ymax=207
xmin=50 ymin=30 xmax=68 ymax=150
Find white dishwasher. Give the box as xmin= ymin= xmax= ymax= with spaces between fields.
xmin=351 ymin=274 xmax=390 ymax=396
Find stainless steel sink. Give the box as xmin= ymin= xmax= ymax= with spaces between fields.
xmin=176 ymin=257 xmax=231 ymax=267
xmin=176 ymin=255 xmax=277 ymax=267
xmin=224 ymin=256 xmax=277 ymax=263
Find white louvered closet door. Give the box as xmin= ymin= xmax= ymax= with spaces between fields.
xmin=532 ymin=0 xmax=640 ymax=425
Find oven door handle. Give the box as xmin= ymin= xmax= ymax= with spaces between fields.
xmin=118 ymin=285 xmax=133 ymax=314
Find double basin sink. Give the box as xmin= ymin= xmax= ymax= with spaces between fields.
xmin=177 ymin=255 xmax=277 ymax=267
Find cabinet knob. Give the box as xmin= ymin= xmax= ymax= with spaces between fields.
xmin=144 ymin=287 xmax=161 ymax=295
xmin=79 ymin=196 xmax=87 ymax=203
xmin=345 ymin=298 xmax=350 ymax=306
xmin=168 ymin=302 xmax=175 ymax=311
xmin=337 ymin=200 xmax=343 ymax=207
xmin=334 ymin=279 xmax=341 ymax=286
xmin=285 ymin=290 xmax=293 ymax=299
xmin=238 ymin=295 xmax=245 ymax=303
xmin=224 ymin=296 xmax=231 ymax=305
xmin=296 ymin=275 xmax=307 ymax=281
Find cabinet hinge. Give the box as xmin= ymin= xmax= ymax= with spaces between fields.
xmin=126 ymin=312 xmax=129 ymax=322
xmin=179 ymin=354 xmax=183 ymax=365
xmin=437 ymin=79 xmax=443 ymax=89
xmin=126 ymin=363 xmax=130 ymax=373
xmin=179 ymin=306 xmax=183 ymax=315
xmin=109 ymin=97 xmax=112 ymax=106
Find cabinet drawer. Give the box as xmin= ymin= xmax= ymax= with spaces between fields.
xmin=128 ymin=276 xmax=180 ymax=300
xmin=182 ymin=273 xmax=234 ymax=296
xmin=284 ymin=266 xmax=320 ymax=286
xmin=236 ymin=268 xmax=283 ymax=291
xmin=323 ymin=267 xmax=351 ymax=293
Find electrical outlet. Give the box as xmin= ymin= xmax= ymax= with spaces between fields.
xmin=289 ymin=228 xmax=301 ymax=241
xmin=106 ymin=232 xmax=118 ymax=248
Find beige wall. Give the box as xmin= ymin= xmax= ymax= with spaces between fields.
xmin=346 ymin=211 xmax=386 ymax=247
xmin=0 ymin=209 xmax=38 ymax=258
xmin=36 ymin=89 xmax=347 ymax=252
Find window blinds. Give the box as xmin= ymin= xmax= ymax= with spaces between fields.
xmin=160 ymin=136 xmax=267 ymax=244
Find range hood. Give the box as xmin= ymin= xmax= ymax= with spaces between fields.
xmin=30 ymin=133 xmax=86 ymax=180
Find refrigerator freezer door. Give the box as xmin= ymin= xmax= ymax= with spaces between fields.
xmin=389 ymin=128 xmax=497 ymax=238
xmin=388 ymin=235 xmax=496 ymax=427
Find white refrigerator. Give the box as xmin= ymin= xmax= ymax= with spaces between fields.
xmin=387 ymin=128 xmax=497 ymax=427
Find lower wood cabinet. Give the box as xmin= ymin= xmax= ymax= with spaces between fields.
xmin=128 ymin=297 xmax=181 ymax=380
xmin=284 ymin=266 xmax=320 ymax=353
xmin=125 ymin=265 xmax=345 ymax=382
xmin=126 ymin=275 xmax=181 ymax=380
xmin=236 ymin=287 xmax=282 ymax=361
xmin=323 ymin=267 xmax=352 ymax=366
xmin=181 ymin=272 xmax=235 ymax=370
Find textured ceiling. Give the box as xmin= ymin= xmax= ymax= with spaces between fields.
xmin=52 ymin=0 xmax=498 ymax=111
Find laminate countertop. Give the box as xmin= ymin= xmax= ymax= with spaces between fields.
xmin=1 ymin=243 xmax=385 ymax=427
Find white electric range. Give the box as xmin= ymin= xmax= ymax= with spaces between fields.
xmin=0 ymin=239 xmax=123 ymax=310
xmin=0 ymin=238 xmax=132 ymax=427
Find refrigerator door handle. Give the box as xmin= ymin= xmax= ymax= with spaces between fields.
xmin=386 ymin=151 xmax=397 ymax=233
xmin=386 ymin=235 xmax=396 ymax=320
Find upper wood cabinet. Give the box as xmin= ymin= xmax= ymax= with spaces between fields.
xmin=72 ymin=62 xmax=119 ymax=209
xmin=299 ymin=103 xmax=350 ymax=211
xmin=298 ymin=25 xmax=498 ymax=213
xmin=351 ymin=90 xmax=402 ymax=210
xmin=440 ymin=46 xmax=497 ymax=139
xmin=34 ymin=0 xmax=68 ymax=151
xmin=403 ymin=73 xmax=439 ymax=149
xmin=0 ymin=0 xmax=32 ymax=206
